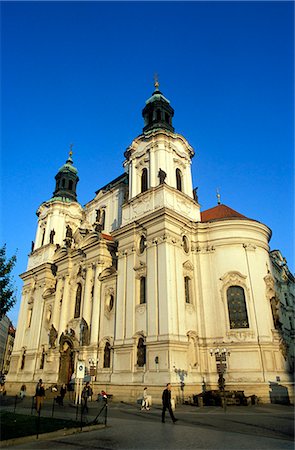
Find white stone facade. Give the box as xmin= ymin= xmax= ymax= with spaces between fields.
xmin=7 ymin=90 xmax=294 ymax=404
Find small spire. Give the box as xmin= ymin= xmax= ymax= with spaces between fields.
xmin=216 ymin=188 xmax=221 ymax=205
xmin=154 ymin=72 xmax=159 ymax=91
xmin=69 ymin=143 xmax=74 ymax=158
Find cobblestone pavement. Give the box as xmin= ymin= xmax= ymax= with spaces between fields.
xmin=1 ymin=396 xmax=294 ymax=450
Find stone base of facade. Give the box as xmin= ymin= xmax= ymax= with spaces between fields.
xmin=5 ymin=380 xmax=294 ymax=406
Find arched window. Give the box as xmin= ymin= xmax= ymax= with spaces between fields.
xmin=140 ymin=277 xmax=146 ymax=304
xmin=141 ymin=168 xmax=148 ymax=193
xmin=20 ymin=349 xmax=26 ymax=370
xmin=103 ymin=342 xmax=111 ymax=368
xmin=156 ymin=109 xmax=162 ymax=121
xmin=40 ymin=348 xmax=45 ymax=369
xmin=165 ymin=112 xmax=170 ymax=124
xmin=41 ymin=228 xmax=46 ymax=246
xmin=227 ymin=286 xmax=249 ymax=329
xmin=137 ymin=337 xmax=146 ymax=367
xmin=184 ymin=276 xmax=191 ymax=303
xmin=74 ymin=283 xmax=82 ymax=318
xmin=68 ymin=180 xmax=73 ymax=190
xmin=62 ymin=178 xmax=66 ymax=188
xmin=176 ymin=168 xmax=182 ymax=192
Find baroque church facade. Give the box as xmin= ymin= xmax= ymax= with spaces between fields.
xmin=7 ymin=83 xmax=294 ymax=402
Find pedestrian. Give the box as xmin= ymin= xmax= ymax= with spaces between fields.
xmin=141 ymin=387 xmax=150 ymax=410
xmin=35 ymin=379 xmax=45 ymax=413
xmin=59 ymin=383 xmax=67 ymax=406
xmin=162 ymin=383 xmax=178 ymax=423
xmin=81 ymin=381 xmax=93 ymax=413
xmin=19 ymin=384 xmax=26 ymax=399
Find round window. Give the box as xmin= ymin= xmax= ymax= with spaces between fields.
xmin=139 ymin=235 xmax=146 ymax=254
xmin=182 ymin=235 xmax=189 ymax=253
xmin=108 ymin=294 xmax=114 ymax=312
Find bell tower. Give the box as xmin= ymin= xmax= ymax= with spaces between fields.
xmin=122 ymin=81 xmax=200 ymax=224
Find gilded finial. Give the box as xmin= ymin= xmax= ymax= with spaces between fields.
xmin=154 ymin=72 xmax=159 ymax=90
xmin=216 ymin=188 xmax=221 ymax=205
xmin=69 ymin=143 xmax=74 ymax=158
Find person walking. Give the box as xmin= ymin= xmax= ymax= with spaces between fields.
xmin=59 ymin=383 xmax=67 ymax=406
xmin=35 ymin=379 xmax=45 ymax=413
xmin=162 ymin=383 xmax=178 ymax=423
xmin=81 ymin=381 xmax=92 ymax=413
xmin=141 ymin=387 xmax=150 ymax=410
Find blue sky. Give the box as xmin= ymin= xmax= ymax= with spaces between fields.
xmin=1 ymin=1 xmax=294 ymax=326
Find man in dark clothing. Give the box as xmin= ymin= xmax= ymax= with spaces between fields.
xmin=81 ymin=381 xmax=93 ymax=413
xmin=35 ymin=379 xmax=45 ymax=413
xmin=162 ymin=383 xmax=178 ymax=423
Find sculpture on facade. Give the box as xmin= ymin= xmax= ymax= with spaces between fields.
xmin=49 ymin=229 xmax=55 ymax=244
xmin=158 ymin=168 xmax=166 ymax=184
xmin=49 ymin=324 xmax=58 ymax=348
xmin=80 ymin=318 xmax=90 ymax=346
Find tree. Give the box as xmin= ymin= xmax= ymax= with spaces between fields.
xmin=0 ymin=245 xmax=17 ymax=319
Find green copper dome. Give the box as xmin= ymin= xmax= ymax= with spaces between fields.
xmin=51 ymin=151 xmax=79 ymax=202
xmin=142 ymin=81 xmax=174 ymax=133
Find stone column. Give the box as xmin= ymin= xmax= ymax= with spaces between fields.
xmin=52 ymin=277 xmax=64 ymax=330
xmin=90 ymin=264 xmax=101 ymax=345
xmin=82 ymin=264 xmax=93 ymax=325
xmin=58 ymin=275 xmax=71 ymax=333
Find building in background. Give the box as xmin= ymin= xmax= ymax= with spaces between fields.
xmin=7 ymin=83 xmax=294 ymax=402
xmin=0 ymin=316 xmax=15 ymax=378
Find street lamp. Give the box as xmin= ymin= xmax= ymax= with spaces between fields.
xmin=210 ymin=347 xmax=230 ymax=408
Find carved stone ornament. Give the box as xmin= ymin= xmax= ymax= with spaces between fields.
xmin=183 ymin=260 xmax=194 ymax=276
xmin=134 ymin=261 xmax=147 ymax=279
xmin=136 ymin=304 xmax=146 ymax=315
xmin=264 ymin=274 xmax=276 ymax=299
xmin=226 ymin=330 xmax=255 ymax=341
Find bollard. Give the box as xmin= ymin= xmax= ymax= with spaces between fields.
xmin=14 ymin=395 xmax=18 ymax=413
xmin=52 ymin=397 xmax=55 ymax=417
xmin=104 ymin=401 xmax=108 ymax=426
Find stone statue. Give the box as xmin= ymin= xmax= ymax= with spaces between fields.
xmin=158 ymin=168 xmax=166 ymax=184
xmin=66 ymin=225 xmax=73 ymax=239
xmin=94 ymin=208 xmax=105 ymax=232
xmin=193 ymin=187 xmax=199 ymax=202
xmin=31 ymin=241 xmax=35 ymax=252
xmin=49 ymin=229 xmax=55 ymax=244
xmin=64 ymin=225 xmax=73 ymax=248
xmin=80 ymin=318 xmax=90 ymax=346
xmin=49 ymin=324 xmax=58 ymax=348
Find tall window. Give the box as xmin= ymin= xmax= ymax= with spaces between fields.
xmin=40 ymin=348 xmax=45 ymax=369
xmin=140 ymin=277 xmax=146 ymax=304
xmin=137 ymin=337 xmax=146 ymax=367
xmin=176 ymin=168 xmax=182 ymax=192
xmin=227 ymin=286 xmax=249 ymax=328
xmin=74 ymin=283 xmax=82 ymax=318
xmin=103 ymin=342 xmax=111 ymax=368
xmin=184 ymin=276 xmax=191 ymax=304
xmin=141 ymin=168 xmax=148 ymax=193
xmin=20 ymin=349 xmax=26 ymax=370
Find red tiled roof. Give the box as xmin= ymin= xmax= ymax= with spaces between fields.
xmin=101 ymin=233 xmax=114 ymax=241
xmin=201 ymin=204 xmax=248 ymax=222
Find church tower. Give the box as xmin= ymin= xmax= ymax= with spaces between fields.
xmin=112 ymin=82 xmax=202 ymax=387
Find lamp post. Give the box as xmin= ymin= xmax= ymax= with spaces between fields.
xmin=210 ymin=347 xmax=230 ymax=409
xmin=88 ymin=358 xmax=98 ymax=397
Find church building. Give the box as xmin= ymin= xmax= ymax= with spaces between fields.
xmin=7 ymin=82 xmax=294 ymax=403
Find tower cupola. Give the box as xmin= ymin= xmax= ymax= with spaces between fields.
xmin=142 ymin=80 xmax=174 ymax=133
xmin=52 ymin=150 xmax=79 ymax=202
